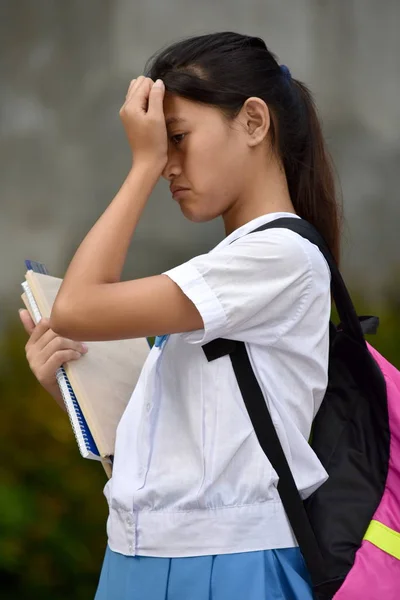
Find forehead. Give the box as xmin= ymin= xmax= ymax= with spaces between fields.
xmin=163 ymin=93 xmax=217 ymax=126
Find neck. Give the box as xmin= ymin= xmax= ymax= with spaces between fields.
xmin=222 ymin=156 xmax=296 ymax=236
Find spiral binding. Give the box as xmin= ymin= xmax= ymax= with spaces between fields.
xmin=55 ymin=366 xmax=101 ymax=460
xmin=22 ymin=270 xmax=108 ymax=462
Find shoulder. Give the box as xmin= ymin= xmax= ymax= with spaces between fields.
xmin=208 ymin=226 xmax=315 ymax=276
xmin=183 ymin=226 xmax=317 ymax=304
xmin=230 ymin=226 xmax=312 ymax=258
xmin=231 ymin=227 xmax=330 ymax=280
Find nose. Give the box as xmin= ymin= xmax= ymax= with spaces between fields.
xmin=161 ymin=149 xmax=182 ymax=181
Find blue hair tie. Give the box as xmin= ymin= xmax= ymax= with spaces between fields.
xmin=280 ymin=64 xmax=292 ymax=81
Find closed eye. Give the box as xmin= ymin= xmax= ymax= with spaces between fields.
xmin=170 ymin=133 xmax=186 ymax=145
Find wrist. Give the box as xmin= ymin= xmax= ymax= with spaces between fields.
xmin=131 ymin=158 xmax=166 ymax=181
xmin=122 ymin=160 xmax=165 ymax=206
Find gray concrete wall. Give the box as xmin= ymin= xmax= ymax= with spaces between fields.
xmin=1 ymin=0 xmax=399 ymax=331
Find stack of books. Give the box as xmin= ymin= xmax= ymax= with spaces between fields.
xmin=21 ymin=260 xmax=150 ymax=477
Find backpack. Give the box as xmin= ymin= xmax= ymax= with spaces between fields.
xmin=202 ymin=217 xmax=400 ymax=599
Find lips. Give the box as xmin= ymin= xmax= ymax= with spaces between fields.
xmin=171 ymin=188 xmax=190 ymax=202
xmin=170 ymin=184 xmax=189 ymax=196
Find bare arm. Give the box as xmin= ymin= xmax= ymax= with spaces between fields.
xmin=49 ymin=165 xmax=203 ymax=342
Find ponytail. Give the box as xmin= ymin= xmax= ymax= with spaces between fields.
xmin=283 ymin=79 xmax=342 ymax=265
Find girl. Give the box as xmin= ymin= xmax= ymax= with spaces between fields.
xmin=21 ymin=32 xmax=340 ymax=599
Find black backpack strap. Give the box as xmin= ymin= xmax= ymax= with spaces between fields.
xmin=203 ymin=338 xmax=326 ymax=585
xmin=202 ymin=218 xmax=366 ymax=587
xmin=354 ymin=315 xmax=379 ymax=336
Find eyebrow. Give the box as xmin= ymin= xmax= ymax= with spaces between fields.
xmin=165 ymin=117 xmax=187 ymax=127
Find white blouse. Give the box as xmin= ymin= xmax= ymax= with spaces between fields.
xmin=103 ymin=212 xmax=331 ymax=558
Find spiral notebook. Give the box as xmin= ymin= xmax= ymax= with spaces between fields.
xmin=21 ymin=260 xmax=151 ymax=477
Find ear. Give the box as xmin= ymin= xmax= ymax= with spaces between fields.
xmin=240 ymin=97 xmax=271 ymax=147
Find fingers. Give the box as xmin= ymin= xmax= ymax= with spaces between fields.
xmin=148 ymin=79 xmax=165 ymax=118
xmin=25 ymin=325 xmax=55 ymax=365
xmin=41 ymin=349 xmax=85 ymax=379
xmin=26 ymin=331 xmax=88 ymax=385
xmin=19 ymin=309 xmax=35 ymax=335
xmin=137 ymin=78 xmax=154 ymax=114
xmin=124 ymin=76 xmax=158 ymax=114
xmin=125 ymin=77 xmax=138 ymax=102
xmin=24 ymin=318 xmax=70 ymax=358
xmin=124 ymin=76 xmax=146 ymax=105
xmin=37 ymin=335 xmax=87 ymax=367
xmin=25 ymin=326 xmax=58 ymax=359
xmin=33 ymin=348 xmax=86 ymax=390
xmin=25 ymin=317 xmax=52 ymax=348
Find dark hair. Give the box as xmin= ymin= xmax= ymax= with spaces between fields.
xmin=145 ymin=31 xmax=342 ymax=264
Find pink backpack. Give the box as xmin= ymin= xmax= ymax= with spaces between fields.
xmin=203 ymin=218 xmax=400 ymax=598
xmin=334 ymin=343 xmax=400 ymax=599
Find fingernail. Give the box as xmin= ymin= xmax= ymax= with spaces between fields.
xmin=154 ymin=79 xmax=164 ymax=88
xmin=81 ymin=343 xmax=89 ymax=352
xmin=19 ymin=309 xmax=24 ymax=314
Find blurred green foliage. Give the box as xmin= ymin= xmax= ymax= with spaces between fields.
xmin=0 ymin=319 xmax=109 ymax=599
xmin=0 ymin=298 xmax=399 ymax=598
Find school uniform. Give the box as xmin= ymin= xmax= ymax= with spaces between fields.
xmin=95 ymin=212 xmax=331 ymax=599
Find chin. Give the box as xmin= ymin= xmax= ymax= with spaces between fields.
xmin=181 ymin=207 xmax=217 ymax=223
xmin=179 ymin=200 xmax=220 ymax=223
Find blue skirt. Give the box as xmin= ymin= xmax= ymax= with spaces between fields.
xmin=94 ymin=545 xmax=314 ymax=600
